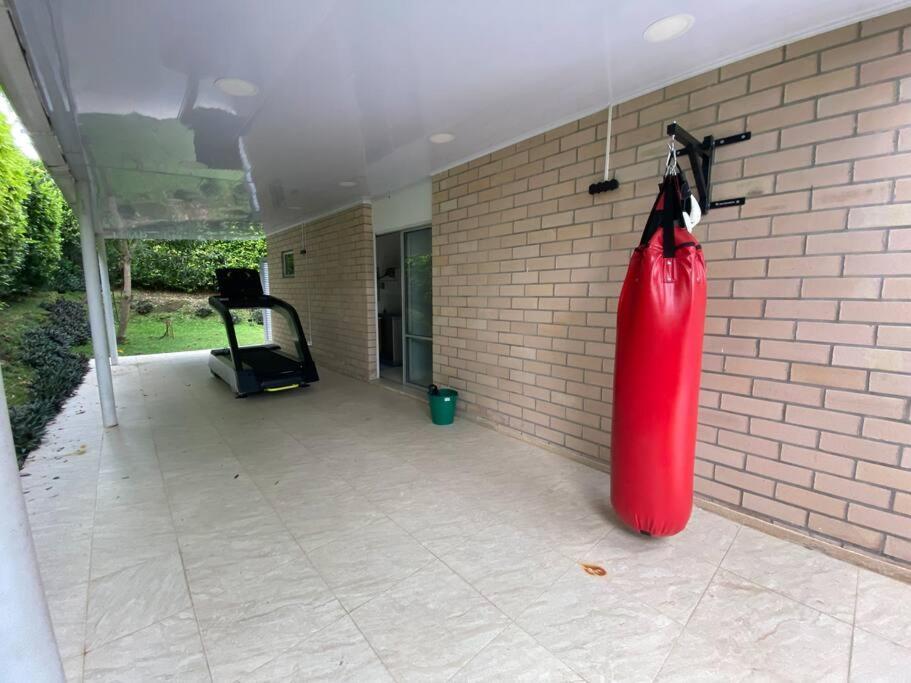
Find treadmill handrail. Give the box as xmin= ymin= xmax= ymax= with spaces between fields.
xmin=208 ymin=294 xmax=316 ymax=375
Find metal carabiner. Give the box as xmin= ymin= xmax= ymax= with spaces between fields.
xmin=664 ymin=136 xmax=678 ymax=177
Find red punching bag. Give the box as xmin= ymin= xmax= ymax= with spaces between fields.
xmin=610 ymin=174 xmax=707 ymax=536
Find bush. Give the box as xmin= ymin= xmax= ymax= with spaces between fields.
xmin=54 ymin=206 xmax=84 ymax=292
xmin=9 ymin=298 xmax=90 ymax=463
xmin=0 ymin=110 xmax=30 ymax=297
xmin=112 ymin=238 xmax=266 ymax=292
xmin=249 ymin=309 xmax=263 ymax=325
xmin=194 ymin=306 xmax=213 ymax=318
xmin=134 ymin=299 xmax=154 ymax=315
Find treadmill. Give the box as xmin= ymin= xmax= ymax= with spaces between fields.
xmin=208 ymin=267 xmax=319 ymax=396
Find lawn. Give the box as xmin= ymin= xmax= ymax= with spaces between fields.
xmin=118 ymin=311 xmax=263 ymax=356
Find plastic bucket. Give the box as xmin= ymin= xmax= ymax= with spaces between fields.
xmin=428 ymin=388 xmax=458 ymax=425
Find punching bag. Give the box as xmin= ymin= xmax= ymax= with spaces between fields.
xmin=610 ymin=174 xmax=707 ymax=536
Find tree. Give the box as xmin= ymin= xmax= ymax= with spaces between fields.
xmin=115 ymin=239 xmax=136 ymax=342
xmin=0 ymin=109 xmax=30 ymax=298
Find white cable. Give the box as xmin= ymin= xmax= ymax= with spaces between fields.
xmin=603 ymin=103 xmax=613 ymax=182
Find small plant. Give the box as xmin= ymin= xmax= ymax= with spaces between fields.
xmin=249 ymin=309 xmax=263 ymax=325
xmin=134 ymin=299 xmax=154 ymax=315
xmin=194 ymin=306 xmax=213 ymax=318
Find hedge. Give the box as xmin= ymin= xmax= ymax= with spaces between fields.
xmin=0 ymin=109 xmax=30 ymax=298
xmin=113 ymin=238 xmax=266 ymax=292
xmin=8 ymin=298 xmax=90 ymax=464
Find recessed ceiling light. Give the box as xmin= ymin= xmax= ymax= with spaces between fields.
xmin=339 ymin=180 xmax=357 ymax=187
xmin=643 ymin=14 xmax=695 ymax=43
xmin=214 ymin=77 xmax=259 ymax=97
xmin=429 ymin=132 xmax=455 ymax=144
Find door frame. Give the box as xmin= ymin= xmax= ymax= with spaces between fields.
xmin=401 ymin=225 xmax=432 ymax=387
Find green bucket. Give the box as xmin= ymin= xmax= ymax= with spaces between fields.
xmin=428 ymin=386 xmax=458 ymax=425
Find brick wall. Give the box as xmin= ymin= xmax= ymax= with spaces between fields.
xmin=432 ymin=8 xmax=911 ymax=566
xmin=267 ymin=203 xmax=377 ymax=381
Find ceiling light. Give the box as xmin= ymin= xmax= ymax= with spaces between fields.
xmin=643 ymin=14 xmax=695 ymax=43
xmin=429 ymin=132 xmax=455 ymax=144
xmin=214 ymin=77 xmax=259 ymax=97
xmin=339 ymin=180 xmax=357 ymax=187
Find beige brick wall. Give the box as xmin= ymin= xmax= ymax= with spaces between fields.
xmin=433 ymin=8 xmax=911 ymax=567
xmin=267 ymin=204 xmax=377 ymax=381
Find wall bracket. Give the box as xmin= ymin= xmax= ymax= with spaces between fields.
xmin=666 ymin=122 xmax=751 ymax=213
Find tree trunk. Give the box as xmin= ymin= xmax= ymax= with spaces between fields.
xmin=116 ymin=240 xmax=132 ymax=343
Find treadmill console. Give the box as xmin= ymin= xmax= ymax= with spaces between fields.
xmin=215 ymin=267 xmax=263 ymax=298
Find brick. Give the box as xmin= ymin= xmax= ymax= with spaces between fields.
xmin=724 ymin=356 xmax=789 ymax=381
xmin=808 ymin=513 xmax=883 ymax=550
xmin=767 ymin=255 xmax=843 ymax=278
xmin=785 ymin=67 xmax=857 ymax=103
xmin=691 ymin=78 xmax=748 ymax=109
xmin=820 ymin=431 xmax=900 ymax=465
xmin=816 ymin=132 xmax=895 ymax=164
xmin=772 ymin=209 xmax=848 ymax=236
xmin=860 ymin=52 xmax=911 ymax=85
xmin=743 ymin=492 xmax=807 ymax=526
xmin=825 ymin=389 xmax=906 ymax=419
xmin=817 ymin=82 xmax=897 ymax=117
xmin=721 ymin=394 xmax=784 ymax=420
xmin=748 ymin=100 xmax=815 ymax=133
xmin=856 ymin=461 xmax=911 ymax=493
xmin=781 ymin=444 xmax=855 ymax=478
xmin=821 ymin=32 xmax=899 ymax=71
xmin=777 ymin=163 xmax=851 ymax=192
xmin=760 ymin=340 xmax=830 ymax=364
xmin=811 ymin=182 xmax=892 ymax=210
xmin=718 ymin=430 xmax=780 ymax=459
xmin=801 ymin=277 xmax=881 ymax=300
xmin=786 ymin=405 xmax=861 ymax=435
xmin=863 ymin=417 xmax=911 ymax=446
xmin=695 ymin=476 xmax=742 ymax=505
xmin=719 ymin=87 xmax=782 ymax=121
xmin=854 ymin=152 xmax=911 ymax=181
xmin=848 ymin=503 xmax=911 ymax=539
xmin=885 ymin=536 xmax=911 ymax=563
xmin=840 ymin=301 xmax=911 ymax=323
xmin=780 ymin=116 xmax=855 ymax=149
xmin=847 ymin=203 xmax=911 ymax=229
xmin=740 ymin=192 xmax=810 ymax=218
xmin=753 ymin=379 xmax=823 ymax=407
xmin=723 ymin=48 xmax=783 ymax=79
xmin=746 ymin=455 xmax=813 ymax=487
xmin=716 ymin=465 xmax=776 ymax=496
xmin=732 ymin=278 xmax=800 ymax=298
xmin=796 ymin=322 xmax=875 ymax=345
xmin=790 ymin=362 xmax=867 ymax=390
xmin=843 ymin=254 xmax=911 ymax=276
xmin=751 ymin=417 xmax=818 ymax=447
xmin=745 ymin=147 xmax=813 ymax=177
xmin=729 ymin=318 xmax=795 ymax=340
xmin=751 ymin=56 xmax=817 ymax=91
xmin=806 ymin=230 xmax=886 ymax=255
xmin=815 ymin=472 xmax=892 ymax=508
xmin=878 ymin=325 xmax=911 ymax=349
xmin=859 ymin=102 xmax=911 ymax=133
xmin=777 ymin=483 xmax=847 ymax=518
xmin=734 ymin=235 xmax=802 ymax=258
xmin=861 ymin=8 xmax=911 ymax=37
xmin=765 ymin=300 xmax=838 ymax=321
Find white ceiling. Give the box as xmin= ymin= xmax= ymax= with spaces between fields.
xmin=6 ymin=0 xmax=910 ymax=238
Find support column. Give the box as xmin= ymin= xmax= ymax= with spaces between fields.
xmin=78 ymin=191 xmax=118 ymax=428
xmin=96 ymin=239 xmax=119 ymax=366
xmin=0 ymin=368 xmax=65 ymax=682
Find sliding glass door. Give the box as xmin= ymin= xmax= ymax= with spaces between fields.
xmin=402 ymin=227 xmax=432 ymax=387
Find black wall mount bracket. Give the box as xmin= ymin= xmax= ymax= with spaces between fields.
xmin=666 ymin=122 xmax=752 ymax=213
xmin=588 ymin=178 xmax=620 ymax=195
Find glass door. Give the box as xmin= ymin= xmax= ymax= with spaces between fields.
xmin=402 ymin=227 xmax=432 ymax=387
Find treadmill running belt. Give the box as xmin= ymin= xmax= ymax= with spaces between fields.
xmin=235 ymin=347 xmax=300 ymax=376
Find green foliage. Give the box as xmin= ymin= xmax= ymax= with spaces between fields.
xmin=53 ymin=203 xmax=83 ymax=292
xmin=112 ymin=238 xmax=266 ymax=292
xmin=8 ymin=297 xmax=90 ymax=464
xmin=19 ymin=164 xmax=65 ymax=291
xmin=0 ymin=110 xmax=31 ymax=297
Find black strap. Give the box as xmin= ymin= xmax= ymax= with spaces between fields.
xmin=638 ymin=175 xmax=684 ymax=257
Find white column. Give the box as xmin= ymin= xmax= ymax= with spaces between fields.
xmin=96 ymin=239 xmax=119 ymax=366
xmin=0 ymin=368 xmax=66 ymax=682
xmin=78 ymin=191 xmax=118 ymax=427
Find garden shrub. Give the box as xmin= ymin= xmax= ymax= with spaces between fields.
xmin=9 ymin=297 xmax=90 ymax=464
xmin=134 ymin=299 xmax=154 ymax=315
xmin=194 ymin=306 xmax=213 ymax=318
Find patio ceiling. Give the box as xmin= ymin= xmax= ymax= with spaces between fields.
xmin=4 ymin=0 xmax=909 ymax=239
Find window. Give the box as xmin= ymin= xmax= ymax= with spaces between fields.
xmin=281 ymin=250 xmax=295 ymax=277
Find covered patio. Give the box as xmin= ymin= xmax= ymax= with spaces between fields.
xmin=22 ymin=352 xmax=911 ymax=681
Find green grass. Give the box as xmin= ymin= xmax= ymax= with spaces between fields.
xmin=0 ymin=291 xmax=84 ymax=407
xmin=118 ymin=312 xmax=264 ymax=356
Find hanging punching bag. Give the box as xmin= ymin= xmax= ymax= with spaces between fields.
xmin=610 ymin=174 xmax=707 ymax=536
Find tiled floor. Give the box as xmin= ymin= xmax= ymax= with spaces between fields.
xmin=19 ymin=351 xmax=911 ymax=682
